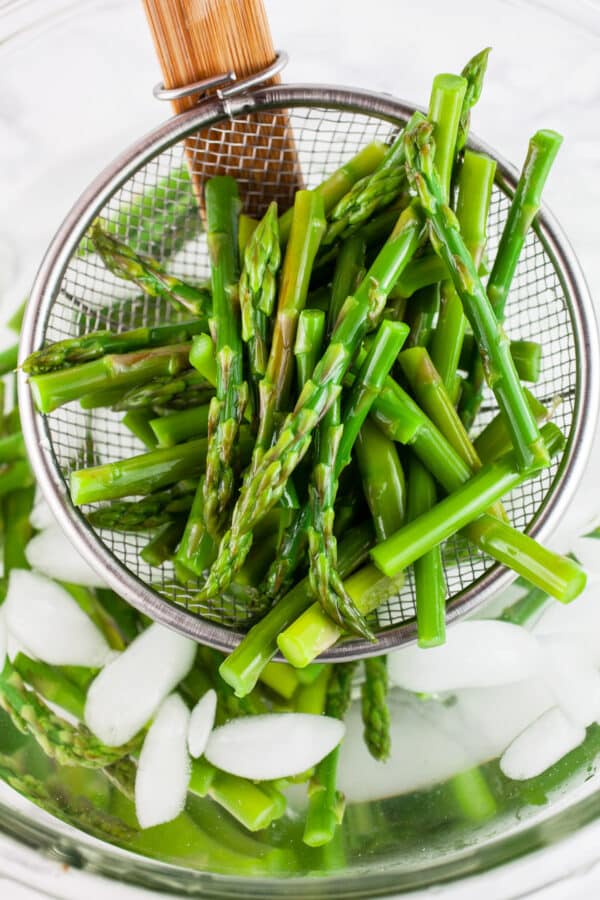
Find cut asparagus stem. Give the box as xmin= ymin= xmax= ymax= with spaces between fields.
xmin=149 ymin=405 xmax=210 ymax=447
xmin=355 ymin=419 xmax=406 ymax=542
xmin=467 ymin=516 xmax=585 ymax=602
xmin=303 ymin=662 xmax=356 ymax=847
xmin=279 ymin=142 xmax=387 ymax=244
xmin=404 ymin=116 xmax=548 ymax=471
xmin=407 ymin=456 xmax=446 ymax=647
xmin=361 ymin=655 xmax=390 ymax=761
xmin=328 ymin=234 xmax=366 ymax=334
xmin=23 ymin=321 xmax=207 ymax=376
xmin=30 ymin=344 xmax=193 ymax=414
xmin=295 ymin=310 xmax=326 ymax=393
xmin=488 ymin=130 xmax=564 ymax=320
xmin=200 ymin=176 xmax=248 ymax=539
xmin=239 ymin=201 xmax=280 ymax=393
xmin=199 ymin=206 xmax=421 ymax=600
xmin=459 ymin=336 xmax=542 ymax=384
xmin=122 ymin=410 xmax=157 ymax=450
xmin=218 ymin=523 xmax=374 ymax=697
xmin=371 ymin=423 xmax=561 ymax=578
xmin=428 ymin=73 xmax=467 ymax=202
xmin=70 ymin=431 xmax=252 ymax=504
xmin=474 ymin=388 xmax=551 ymax=463
xmin=90 ymin=219 xmax=210 ymax=317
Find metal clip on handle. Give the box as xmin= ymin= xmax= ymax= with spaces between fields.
xmin=152 ymin=50 xmax=289 ymax=105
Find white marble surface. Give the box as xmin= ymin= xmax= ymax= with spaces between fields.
xmin=1 ymin=0 xmax=600 ymax=896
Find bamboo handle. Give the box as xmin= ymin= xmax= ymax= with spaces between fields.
xmin=142 ymin=0 xmax=300 ymax=214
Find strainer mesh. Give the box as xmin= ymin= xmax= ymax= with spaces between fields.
xmin=40 ymin=105 xmax=576 ymax=632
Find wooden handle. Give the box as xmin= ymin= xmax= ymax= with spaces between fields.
xmin=142 ymin=0 xmax=300 ymax=214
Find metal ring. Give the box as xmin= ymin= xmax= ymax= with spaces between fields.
xmin=153 ymin=71 xmax=236 ymax=102
xmin=152 ymin=50 xmax=288 ymax=104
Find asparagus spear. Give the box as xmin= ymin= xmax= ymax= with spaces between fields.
xmin=430 ymin=150 xmax=496 ymax=391
xmin=0 ymin=661 xmax=136 ymax=768
xmin=199 ymin=205 xmax=421 ymax=600
xmin=70 ymin=431 xmax=252 ymax=505
xmin=90 ymin=219 xmax=210 ymax=317
xmin=404 ymin=116 xmax=548 ymax=470
xmin=391 ymin=253 xmax=448 ymax=299
xmin=361 ymin=655 xmax=390 ymax=761
xmin=405 ymin=285 xmax=440 ymax=349
xmin=303 ymin=661 xmax=357 ymax=847
xmin=407 ymin=456 xmax=446 ymax=647
xmin=279 ymin=142 xmax=387 ymax=244
xmin=23 ymin=321 xmax=207 ymax=376
xmin=255 ymin=190 xmax=326 ymax=455
xmin=201 ymin=176 xmax=248 ymax=538
xmin=239 ymin=201 xmax=280 ymax=391
xmin=266 ymin=320 xmax=407 ymax=617
xmin=459 ymin=130 xmax=562 ymax=428
xmin=307 ymin=396 xmax=376 ymax=639
xmin=455 ymin=48 xmax=492 ymax=156
xmin=114 ymin=369 xmax=213 ymax=411
xmin=86 ymin=487 xmax=194 ymax=531
xmin=322 ymin=115 xmax=423 ymax=247
xmin=219 ymin=523 xmax=374 ymax=697
xmin=488 ymin=130 xmax=563 ymax=319
xmin=428 ymin=73 xmax=467 ymax=201
xmin=295 ymin=309 xmax=326 ymax=393
xmin=29 ymin=344 xmax=193 ymax=414
xmin=328 ymin=234 xmax=366 ymax=334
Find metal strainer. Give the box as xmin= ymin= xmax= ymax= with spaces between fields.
xmin=18 ymin=75 xmax=599 ymax=660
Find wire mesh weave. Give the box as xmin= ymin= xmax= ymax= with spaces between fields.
xmin=37 ymin=100 xmax=577 ymax=644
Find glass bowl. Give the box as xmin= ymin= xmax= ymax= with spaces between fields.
xmin=1 ymin=1 xmax=599 ymax=896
